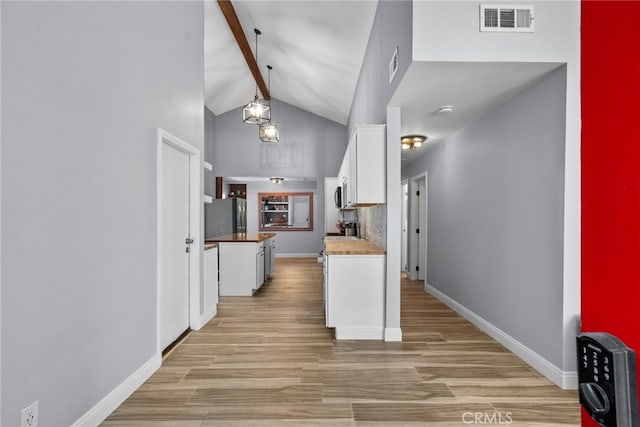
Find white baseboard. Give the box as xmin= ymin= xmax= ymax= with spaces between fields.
xmin=335 ymin=327 xmax=384 ymax=340
xmin=425 ymin=284 xmax=577 ymax=390
xmin=71 ymin=353 xmax=161 ymax=427
xmin=384 ymin=327 xmax=403 ymax=342
xmin=194 ymin=305 xmax=217 ymax=330
xmin=275 ymin=253 xmax=317 ymax=258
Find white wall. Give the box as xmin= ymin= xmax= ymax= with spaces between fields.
xmin=1 ymin=2 xmax=204 ymax=425
xmin=411 ymin=0 xmax=580 ymax=381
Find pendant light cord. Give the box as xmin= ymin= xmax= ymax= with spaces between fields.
xmin=267 ymin=65 xmax=273 ymax=120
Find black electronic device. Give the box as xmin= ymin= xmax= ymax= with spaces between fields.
xmin=577 ymin=332 xmax=638 ymax=427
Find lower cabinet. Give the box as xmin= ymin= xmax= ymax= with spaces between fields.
xmin=219 ymin=241 xmax=265 ymax=296
xmin=324 ymin=254 xmax=385 ymax=339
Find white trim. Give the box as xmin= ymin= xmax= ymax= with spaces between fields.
xmin=203 ymin=195 xmax=213 ymax=204
xmin=275 ymin=253 xmax=317 ymax=258
xmin=195 ymin=305 xmax=217 ymax=330
xmin=335 ymin=327 xmax=384 ymax=340
xmin=384 ymin=327 xmax=403 ymax=342
xmin=425 ymin=283 xmax=578 ymax=390
xmin=203 ymin=161 xmax=213 ymax=171
xmin=70 ymin=354 xmax=161 ymax=427
xmin=157 ymin=128 xmax=202 ymax=352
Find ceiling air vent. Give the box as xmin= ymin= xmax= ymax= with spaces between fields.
xmin=480 ymin=4 xmax=534 ymax=32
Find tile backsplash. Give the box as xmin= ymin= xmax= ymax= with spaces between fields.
xmin=357 ymin=204 xmax=386 ymax=250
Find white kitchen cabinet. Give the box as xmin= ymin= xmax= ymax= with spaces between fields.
xmin=204 ymin=246 xmax=219 ymax=316
xmin=219 ymin=241 xmax=266 ymax=296
xmin=324 ymin=253 xmax=385 ymax=339
xmin=343 ymin=124 xmax=386 ymax=207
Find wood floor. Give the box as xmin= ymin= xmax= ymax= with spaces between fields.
xmin=103 ymin=258 xmax=580 ymax=426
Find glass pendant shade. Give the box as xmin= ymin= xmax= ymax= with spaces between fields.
xmin=243 ymin=95 xmax=270 ymax=124
xmin=259 ymin=122 xmax=279 ymax=143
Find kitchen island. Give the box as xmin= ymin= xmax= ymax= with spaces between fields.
xmin=206 ymin=233 xmax=276 ymax=296
xmin=323 ymin=237 xmax=386 ymax=340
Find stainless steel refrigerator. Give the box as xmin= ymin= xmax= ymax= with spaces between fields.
xmin=205 ymin=198 xmax=247 ymax=238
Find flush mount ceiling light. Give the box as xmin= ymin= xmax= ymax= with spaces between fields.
xmin=242 ymin=29 xmax=270 ymax=125
xmin=259 ymin=65 xmax=280 ymax=143
xmin=401 ymin=134 xmax=427 ymax=150
xmin=438 ymin=105 xmax=455 ymax=114
xmin=270 ymin=177 xmax=284 ymax=184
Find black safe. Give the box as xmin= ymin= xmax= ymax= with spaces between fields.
xmin=577 ymin=332 xmax=638 ymax=427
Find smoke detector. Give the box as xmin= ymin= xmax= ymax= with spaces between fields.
xmin=438 ymin=105 xmax=454 ymax=114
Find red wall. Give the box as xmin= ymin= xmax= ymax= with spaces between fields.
xmin=581 ymin=1 xmax=640 ymax=425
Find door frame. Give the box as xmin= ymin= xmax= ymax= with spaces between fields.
xmin=156 ymin=128 xmax=201 ymax=353
xmin=409 ymin=171 xmax=428 ymax=281
xmin=400 ymin=179 xmax=409 ymax=273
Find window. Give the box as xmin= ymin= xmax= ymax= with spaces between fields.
xmin=259 ymin=192 xmax=314 ymax=231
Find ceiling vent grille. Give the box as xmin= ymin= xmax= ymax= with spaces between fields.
xmin=480 ymin=5 xmax=534 ymax=32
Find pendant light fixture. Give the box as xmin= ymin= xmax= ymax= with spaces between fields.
xmin=242 ymin=29 xmax=270 ymax=125
xmin=259 ymin=65 xmax=280 ymax=143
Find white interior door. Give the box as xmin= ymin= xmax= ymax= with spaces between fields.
xmin=159 ymin=143 xmax=190 ymax=350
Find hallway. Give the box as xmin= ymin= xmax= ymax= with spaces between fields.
xmin=103 ymin=258 xmax=579 ymax=426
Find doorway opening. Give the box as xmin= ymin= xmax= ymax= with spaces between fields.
xmin=401 ymin=180 xmax=409 ymax=274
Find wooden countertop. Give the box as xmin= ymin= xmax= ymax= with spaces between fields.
xmin=325 ymin=239 xmax=385 ymax=255
xmin=205 ymin=233 xmax=276 ymax=243
xmin=204 ymin=243 xmax=217 ymax=251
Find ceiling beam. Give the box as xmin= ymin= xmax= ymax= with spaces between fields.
xmin=217 ymin=0 xmax=270 ymax=100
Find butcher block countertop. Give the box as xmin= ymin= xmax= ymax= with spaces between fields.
xmin=325 ymin=239 xmax=385 ymax=255
xmin=204 ymin=243 xmax=217 ymax=251
xmin=205 ymin=233 xmax=276 ymax=243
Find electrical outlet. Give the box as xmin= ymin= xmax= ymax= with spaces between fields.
xmin=21 ymin=401 xmax=38 ymax=427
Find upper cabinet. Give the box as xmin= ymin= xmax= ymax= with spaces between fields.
xmin=343 ymin=125 xmax=386 ymax=207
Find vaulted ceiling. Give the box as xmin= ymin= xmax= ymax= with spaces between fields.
xmin=205 ymin=1 xmax=563 ymax=166
xmin=204 ymin=0 xmax=378 ymax=125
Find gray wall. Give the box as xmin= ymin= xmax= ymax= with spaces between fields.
xmin=1 ymin=2 xmax=204 ymax=425
xmin=206 ymin=99 xmax=346 ymax=255
xmin=402 ymin=66 xmax=567 ymax=367
xmin=207 ymin=99 xmax=346 ymax=179
xmin=346 ymin=0 xmax=412 ymax=337
xmin=246 ymin=180 xmax=322 ymax=255
xmin=347 ymin=0 xmax=412 ymax=133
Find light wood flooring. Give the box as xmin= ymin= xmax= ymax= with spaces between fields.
xmin=103 ymin=258 xmax=580 ymax=426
